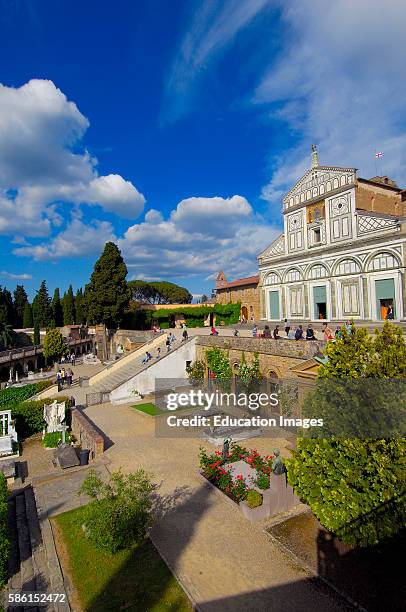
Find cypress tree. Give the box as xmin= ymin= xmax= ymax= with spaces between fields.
xmin=13 ymin=285 xmax=28 ymax=327
xmin=32 ymin=281 xmax=52 ymax=328
xmin=63 ymin=285 xmax=76 ymax=325
xmin=52 ymin=288 xmax=63 ymax=327
xmin=23 ymin=302 xmax=33 ymax=328
xmin=75 ymin=288 xmax=85 ymax=325
xmin=33 ymin=320 xmax=40 ymax=345
xmin=84 ymin=242 xmax=129 ymax=327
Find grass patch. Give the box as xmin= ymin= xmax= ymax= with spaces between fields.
xmin=132 ymin=403 xmax=164 ymax=416
xmin=53 ymin=505 xmax=191 ymax=612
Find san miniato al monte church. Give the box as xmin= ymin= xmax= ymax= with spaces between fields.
xmin=216 ymin=146 xmax=406 ymax=324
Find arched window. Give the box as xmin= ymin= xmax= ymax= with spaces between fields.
xmin=264 ymin=272 xmax=280 ymax=285
xmin=308 ymin=264 xmax=328 ymax=279
xmin=335 ymin=259 xmax=361 ymax=275
xmin=368 ymin=252 xmax=398 ymax=271
xmin=285 ymin=268 xmax=302 ymax=282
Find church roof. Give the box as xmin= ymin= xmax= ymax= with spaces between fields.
xmin=216 ymin=275 xmax=259 ymax=290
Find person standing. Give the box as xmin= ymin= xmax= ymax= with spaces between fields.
xmin=284 ymin=318 xmax=290 ymax=337
xmin=182 ymin=328 xmax=188 ymax=342
xmin=66 ymin=367 xmax=73 ymax=386
xmin=56 ymin=370 xmax=62 ymax=392
xmin=322 ymin=322 xmax=334 ymax=341
xmin=60 ymin=367 xmax=66 ymax=387
xmin=252 ymin=324 xmax=258 ymax=338
xmin=156 ymin=347 xmax=161 ymax=359
xmin=166 ymin=335 xmax=171 ymax=352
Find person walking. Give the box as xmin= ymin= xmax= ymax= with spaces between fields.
xmin=182 ymin=328 xmax=188 ymax=342
xmin=386 ymin=305 xmax=394 ymax=320
xmin=284 ymin=318 xmax=290 ymax=337
xmin=166 ymin=335 xmax=171 ymax=352
xmin=60 ymin=367 xmax=66 ymax=387
xmin=252 ymin=324 xmax=258 ymax=338
xmin=295 ymin=325 xmax=304 ymax=340
xmin=156 ymin=347 xmax=161 ymax=359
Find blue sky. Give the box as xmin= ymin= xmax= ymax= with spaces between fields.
xmin=0 ymin=0 xmax=405 ymax=300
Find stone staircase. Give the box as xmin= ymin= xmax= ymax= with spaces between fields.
xmin=6 ymin=486 xmax=68 ymax=611
xmin=87 ymin=333 xmax=171 ymax=394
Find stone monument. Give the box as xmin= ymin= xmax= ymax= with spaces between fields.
xmin=43 ymin=400 xmax=66 ymax=433
xmin=0 ymin=410 xmax=18 ymax=457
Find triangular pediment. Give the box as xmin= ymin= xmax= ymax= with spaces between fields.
xmin=283 ymin=165 xmax=357 ymax=210
xmin=258 ymin=233 xmax=285 ymax=260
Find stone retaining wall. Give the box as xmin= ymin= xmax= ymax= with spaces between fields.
xmin=71 ymin=408 xmax=104 ymax=460
xmin=196 ymin=335 xmax=325 ymax=359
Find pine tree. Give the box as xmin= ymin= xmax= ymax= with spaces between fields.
xmin=63 ymin=285 xmax=76 ymax=325
xmin=23 ymin=302 xmax=33 ymax=328
xmin=84 ymin=242 xmax=129 ymax=327
xmin=52 ymin=288 xmax=63 ymax=327
xmin=13 ymin=285 xmax=28 ymax=327
xmin=32 ymin=281 xmax=52 ymax=328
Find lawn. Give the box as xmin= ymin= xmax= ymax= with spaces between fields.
xmin=132 ymin=402 xmax=164 ymax=416
xmin=53 ymin=505 xmax=192 ymax=612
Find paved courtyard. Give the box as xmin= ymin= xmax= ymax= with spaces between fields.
xmin=66 ymin=402 xmax=352 ymax=611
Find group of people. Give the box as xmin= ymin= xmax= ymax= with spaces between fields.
xmin=56 ymin=366 xmax=73 ymax=390
xmin=245 ymin=319 xmax=353 ymax=342
xmin=60 ymin=352 xmax=76 ymax=365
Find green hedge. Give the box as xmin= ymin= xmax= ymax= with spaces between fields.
xmin=287 ymin=438 xmax=406 ymax=547
xmin=0 ymin=381 xmax=53 ymax=410
xmin=122 ymin=302 xmax=241 ymax=330
xmin=11 ymin=396 xmax=72 ymax=439
xmin=0 ymin=473 xmax=9 ymax=588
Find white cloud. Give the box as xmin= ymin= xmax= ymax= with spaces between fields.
xmin=163 ymin=0 xmax=270 ymax=121
xmin=13 ymin=219 xmax=116 ymax=261
xmin=0 ymin=79 xmax=145 ymax=237
xmin=120 ymin=195 xmax=279 ymax=280
xmin=255 ymin=0 xmax=406 ymax=205
xmin=0 ymin=271 xmax=32 ymax=280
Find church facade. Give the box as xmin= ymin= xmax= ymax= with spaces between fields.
xmin=258 ymin=147 xmax=406 ymax=323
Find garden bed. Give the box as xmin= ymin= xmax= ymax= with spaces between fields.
xmin=199 ymin=444 xmax=300 ymax=522
xmin=53 ymin=504 xmax=192 ymax=611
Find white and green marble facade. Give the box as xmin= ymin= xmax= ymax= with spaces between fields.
xmin=258 ymin=158 xmax=405 ymax=323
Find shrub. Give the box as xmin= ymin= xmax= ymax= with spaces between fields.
xmin=186 ymin=360 xmax=206 ymax=385
xmin=0 ymin=473 xmax=9 ymax=587
xmin=42 ymin=431 xmax=71 ymax=448
xmin=287 ymin=437 xmax=406 ymax=547
xmin=79 ymin=469 xmax=154 ymax=554
xmin=246 ymin=490 xmax=262 ymax=508
xmin=254 ymin=472 xmax=270 ymax=490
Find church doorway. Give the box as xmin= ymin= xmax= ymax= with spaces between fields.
xmin=313 ymin=285 xmax=327 ymax=320
xmin=241 ymin=306 xmax=248 ymax=321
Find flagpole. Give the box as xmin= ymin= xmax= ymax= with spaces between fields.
xmin=374 ymin=148 xmax=378 ymax=176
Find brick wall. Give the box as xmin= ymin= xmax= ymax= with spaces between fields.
xmin=356 ymin=183 xmax=404 ymax=216
xmin=71 ymin=408 xmax=105 ymax=460
xmin=216 ymin=285 xmax=261 ymax=321
xmin=195 ymin=336 xmax=324 ymax=379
